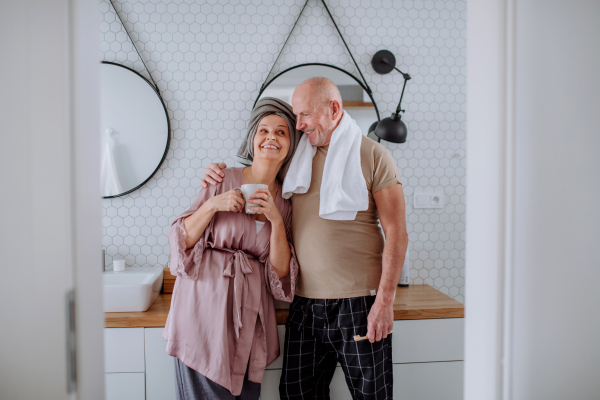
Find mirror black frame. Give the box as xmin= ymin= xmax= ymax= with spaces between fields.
xmin=254 ymin=63 xmax=382 ymax=123
xmin=101 ymin=61 xmax=171 ymax=199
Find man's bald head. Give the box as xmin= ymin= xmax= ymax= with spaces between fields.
xmin=291 ymin=77 xmax=344 ymax=147
xmin=293 ymin=77 xmax=343 ymax=112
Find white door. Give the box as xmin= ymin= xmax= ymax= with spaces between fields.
xmin=0 ymin=1 xmax=103 ymax=399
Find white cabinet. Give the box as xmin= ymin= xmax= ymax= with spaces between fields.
xmin=106 ymin=318 xmax=463 ymax=400
xmin=392 ymin=318 xmax=464 ymax=363
xmin=104 ymin=328 xmax=145 ymax=373
xmin=145 ymin=328 xmax=177 ymax=400
xmin=105 ymin=373 xmax=145 ymax=400
xmin=394 ymin=362 xmax=464 ymax=400
xmin=104 ymin=327 xmax=176 ymax=400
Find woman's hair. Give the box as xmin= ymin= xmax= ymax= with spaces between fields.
xmin=236 ymin=97 xmax=302 ymax=182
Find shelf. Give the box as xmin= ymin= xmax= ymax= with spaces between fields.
xmin=342 ymin=101 xmax=374 ymax=108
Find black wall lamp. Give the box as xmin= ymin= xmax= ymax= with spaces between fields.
xmin=368 ymin=50 xmax=412 ymax=144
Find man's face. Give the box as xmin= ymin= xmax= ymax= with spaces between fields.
xmin=292 ymin=90 xmax=336 ymax=147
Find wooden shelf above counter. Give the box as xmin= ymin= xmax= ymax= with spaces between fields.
xmin=105 ymin=285 xmax=464 ymax=328
xmin=342 ymin=101 xmax=374 ymax=108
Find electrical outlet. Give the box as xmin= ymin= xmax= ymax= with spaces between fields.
xmin=413 ymin=192 xmax=445 ymax=209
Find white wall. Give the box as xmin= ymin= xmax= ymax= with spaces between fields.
xmin=0 ymin=1 xmax=104 ymax=399
xmin=512 ymin=0 xmax=600 ymax=398
xmin=0 ymin=2 xmax=72 ymax=398
xmin=466 ymin=0 xmax=600 ymax=398
xmin=100 ymin=0 xmax=468 ymax=302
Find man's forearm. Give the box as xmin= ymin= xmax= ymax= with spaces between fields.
xmin=376 ymin=231 xmax=409 ymax=304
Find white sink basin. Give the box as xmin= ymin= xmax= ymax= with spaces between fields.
xmin=103 ymin=266 xmax=163 ymax=312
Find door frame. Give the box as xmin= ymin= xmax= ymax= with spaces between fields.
xmin=464 ymin=0 xmax=516 ymax=399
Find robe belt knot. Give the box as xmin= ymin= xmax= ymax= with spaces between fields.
xmin=222 ymin=249 xmax=256 ymax=339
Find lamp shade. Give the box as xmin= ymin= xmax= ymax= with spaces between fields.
xmin=373 ymin=113 xmax=407 ymax=143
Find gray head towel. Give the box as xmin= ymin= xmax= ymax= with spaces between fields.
xmin=236 ymin=97 xmax=301 ymax=182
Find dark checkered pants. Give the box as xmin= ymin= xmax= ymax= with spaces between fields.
xmin=279 ymin=296 xmax=393 ymax=400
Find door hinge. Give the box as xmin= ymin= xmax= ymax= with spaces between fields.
xmin=66 ymin=289 xmax=77 ymax=394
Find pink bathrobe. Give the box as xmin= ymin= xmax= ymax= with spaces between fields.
xmin=163 ymin=167 xmax=298 ymax=396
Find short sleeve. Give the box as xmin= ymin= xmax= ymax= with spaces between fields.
xmin=168 ymin=181 xmax=220 ymax=280
xmin=371 ymin=144 xmax=402 ymax=194
xmin=262 ymin=202 xmax=298 ymax=301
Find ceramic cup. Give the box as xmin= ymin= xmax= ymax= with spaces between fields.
xmin=113 ymin=258 xmax=125 ymax=272
xmin=234 ymin=184 xmax=268 ymax=214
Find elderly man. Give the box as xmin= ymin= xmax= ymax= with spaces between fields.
xmin=201 ymin=77 xmax=408 ymax=400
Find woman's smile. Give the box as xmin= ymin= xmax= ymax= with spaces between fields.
xmin=261 ymin=143 xmax=280 ymax=150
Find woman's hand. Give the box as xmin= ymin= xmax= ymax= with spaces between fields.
xmin=208 ymin=190 xmax=245 ymax=213
xmin=247 ymin=189 xmax=282 ymax=224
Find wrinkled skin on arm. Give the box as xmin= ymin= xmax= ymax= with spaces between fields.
xmin=368 ymin=183 xmax=408 ymax=342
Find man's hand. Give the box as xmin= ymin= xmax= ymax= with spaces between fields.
xmin=201 ymin=162 xmax=227 ymax=188
xmin=366 ymin=298 xmax=394 ymax=343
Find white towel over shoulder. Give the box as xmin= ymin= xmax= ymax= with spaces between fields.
xmin=282 ymin=111 xmax=368 ymax=220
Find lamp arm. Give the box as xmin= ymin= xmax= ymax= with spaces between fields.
xmin=392 ymin=67 xmax=411 ymax=115
xmin=395 ymin=78 xmax=408 ymax=115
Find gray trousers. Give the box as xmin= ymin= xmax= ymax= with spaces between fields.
xmin=174 ymin=358 xmax=261 ymax=400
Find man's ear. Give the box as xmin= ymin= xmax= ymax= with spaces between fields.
xmin=330 ymin=100 xmax=342 ymax=120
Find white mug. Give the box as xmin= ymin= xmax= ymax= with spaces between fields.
xmin=234 ymin=184 xmax=268 ymax=214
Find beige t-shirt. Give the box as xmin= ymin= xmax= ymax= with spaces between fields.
xmin=291 ymin=136 xmax=401 ymax=299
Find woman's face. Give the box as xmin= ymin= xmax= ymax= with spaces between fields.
xmin=252 ymin=114 xmax=291 ymax=165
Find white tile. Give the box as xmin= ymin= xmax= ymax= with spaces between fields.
xmin=101 ymin=0 xmax=466 ymax=301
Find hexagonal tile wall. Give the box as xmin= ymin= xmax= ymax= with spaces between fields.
xmin=100 ymin=0 xmax=466 ymax=303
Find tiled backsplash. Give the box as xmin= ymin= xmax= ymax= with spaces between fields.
xmin=100 ymin=0 xmax=466 ymax=302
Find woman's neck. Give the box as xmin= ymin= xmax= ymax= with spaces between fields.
xmin=243 ymin=162 xmax=279 ymax=194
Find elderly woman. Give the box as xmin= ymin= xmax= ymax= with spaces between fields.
xmin=163 ymin=98 xmax=301 ymax=400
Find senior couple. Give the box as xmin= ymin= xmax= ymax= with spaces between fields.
xmin=164 ymin=77 xmax=408 ymax=400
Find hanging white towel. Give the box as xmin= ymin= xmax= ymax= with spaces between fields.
xmin=282 ymin=111 xmax=368 ymax=220
xmin=281 ymin=133 xmax=316 ymax=198
xmin=100 ymin=134 xmax=123 ymax=197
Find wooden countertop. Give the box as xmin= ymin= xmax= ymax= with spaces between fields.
xmin=104 ymin=284 xmax=464 ymax=328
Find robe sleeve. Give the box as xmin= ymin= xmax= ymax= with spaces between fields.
xmin=263 ymin=202 xmax=298 ymax=302
xmin=168 ymin=181 xmax=220 ymax=280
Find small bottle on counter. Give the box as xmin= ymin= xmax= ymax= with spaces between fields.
xmin=398 ymin=247 xmax=410 ymax=287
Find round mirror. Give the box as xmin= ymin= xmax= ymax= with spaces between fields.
xmin=100 ymin=62 xmax=170 ymax=198
xmin=258 ymin=64 xmax=379 ymax=139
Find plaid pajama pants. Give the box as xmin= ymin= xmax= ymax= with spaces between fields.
xmin=279 ymin=295 xmax=393 ymax=400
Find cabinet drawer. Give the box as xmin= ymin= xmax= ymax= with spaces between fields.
xmin=104 ymin=328 xmax=145 ymax=373
xmin=266 ymin=325 xmax=286 ymax=370
xmin=393 ymin=361 xmax=463 ymax=400
xmin=105 ymin=373 xmax=145 ymax=400
xmin=145 ymin=328 xmax=176 ymax=400
xmin=392 ymin=319 xmax=464 ymax=363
